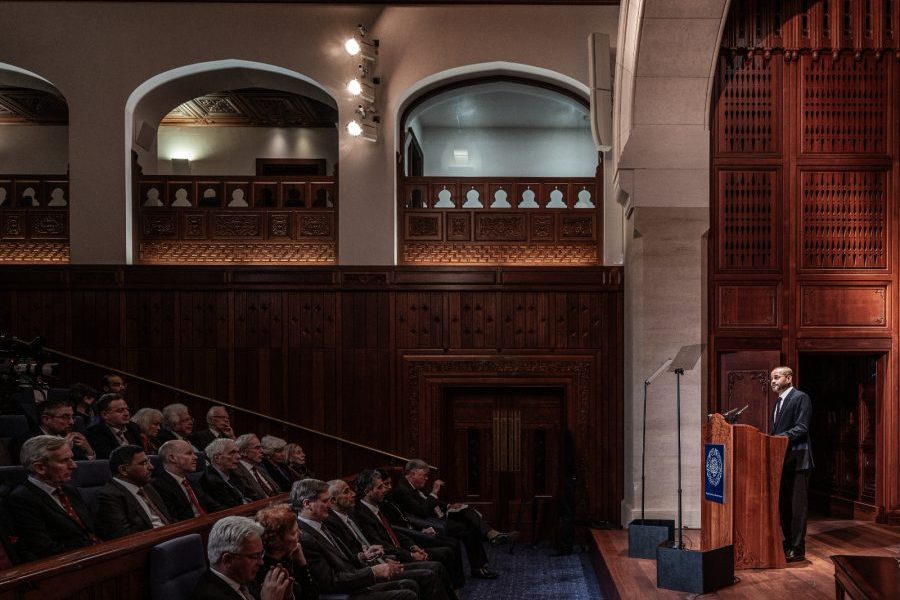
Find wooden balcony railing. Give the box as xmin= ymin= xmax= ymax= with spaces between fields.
xmin=0 ymin=175 xmax=69 ymax=263
xmin=137 ymin=175 xmax=337 ymax=264
xmin=399 ymin=177 xmax=602 ymax=265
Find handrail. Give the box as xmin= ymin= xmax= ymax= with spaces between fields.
xmin=42 ymin=344 xmax=420 ymax=467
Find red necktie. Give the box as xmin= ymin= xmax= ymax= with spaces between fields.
xmin=252 ymin=467 xmax=276 ymax=496
xmin=377 ymin=510 xmax=402 ymax=547
xmin=54 ymin=488 xmax=101 ymax=544
xmin=182 ymin=479 xmax=207 ymax=516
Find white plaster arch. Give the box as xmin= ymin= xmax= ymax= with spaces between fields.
xmin=0 ymin=62 xmax=62 ymax=95
xmin=123 ymin=59 xmax=338 ymax=263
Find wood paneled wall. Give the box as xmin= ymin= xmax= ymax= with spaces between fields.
xmin=711 ymin=0 xmax=900 ymax=523
xmin=0 ymin=265 xmax=624 ymax=523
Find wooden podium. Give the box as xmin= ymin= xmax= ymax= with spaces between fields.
xmin=701 ymin=413 xmax=788 ymax=569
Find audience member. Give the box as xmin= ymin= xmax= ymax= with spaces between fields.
xmin=259 ymin=435 xmax=293 ymax=491
xmin=131 ymin=407 xmax=164 ymax=454
xmin=96 ymin=445 xmax=171 ymax=539
xmin=255 ymin=504 xmax=319 ymax=600
xmin=157 ymin=403 xmax=198 ymax=448
xmin=190 ymin=405 xmax=235 ymax=449
xmin=69 ymin=382 xmax=98 ymax=427
xmin=150 ymin=440 xmax=224 ymax=521
xmin=234 ymin=433 xmax=282 ymax=499
xmin=5 ymin=435 xmax=99 ymax=561
xmin=284 ymin=443 xmax=313 ymax=480
xmin=292 ymin=478 xmax=419 ymax=599
xmin=10 ymin=398 xmax=96 ymax=463
xmin=201 ymin=438 xmax=252 ymax=507
xmin=327 ymin=477 xmax=454 ymax=600
xmin=390 ymin=459 xmax=516 ymax=579
xmin=190 ymin=515 xmax=292 ymax=600
xmin=101 ymin=373 xmax=127 ymax=395
xmin=85 ymin=393 xmax=142 ymax=459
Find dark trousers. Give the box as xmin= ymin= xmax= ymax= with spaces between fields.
xmin=779 ymin=468 xmax=810 ymax=552
xmin=444 ymin=508 xmax=490 ymax=572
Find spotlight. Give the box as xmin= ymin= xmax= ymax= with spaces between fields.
xmin=346 ymin=120 xmax=363 ymax=136
xmin=344 ymin=38 xmax=362 ymax=56
xmin=346 ymin=77 xmax=376 ymax=102
xmin=344 ymin=24 xmax=378 ymax=60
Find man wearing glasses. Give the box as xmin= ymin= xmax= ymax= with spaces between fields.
xmin=11 ymin=398 xmax=95 ymax=463
xmin=191 ymin=515 xmax=292 ymax=600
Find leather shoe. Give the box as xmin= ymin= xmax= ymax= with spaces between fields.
xmin=785 ymin=548 xmax=805 ymax=563
xmin=489 ymin=531 xmax=519 ymax=546
xmin=473 ymin=567 xmax=499 ymax=579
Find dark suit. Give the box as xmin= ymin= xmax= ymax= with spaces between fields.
xmin=4 ymin=481 xmax=97 ymax=561
xmin=260 ymin=457 xmax=292 ymax=492
xmin=232 ymin=462 xmax=279 ymax=500
xmin=199 ymin=468 xmax=249 ymax=508
xmin=85 ymin=421 xmax=143 ymax=459
xmin=390 ymin=478 xmax=488 ymax=571
xmin=149 ymin=468 xmax=225 ymax=521
xmin=190 ymin=569 xmax=256 ymax=600
xmin=330 ymin=510 xmax=455 ymax=600
xmin=189 ymin=429 xmax=221 ymax=452
xmin=771 ymin=387 xmax=814 ymax=553
xmin=297 ymin=518 xmax=418 ymax=599
xmin=95 ymin=478 xmax=172 ymax=540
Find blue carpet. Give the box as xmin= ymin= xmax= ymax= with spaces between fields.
xmin=458 ymin=543 xmax=605 ymax=599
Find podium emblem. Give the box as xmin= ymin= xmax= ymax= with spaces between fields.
xmin=704 ymin=444 xmax=725 ymax=503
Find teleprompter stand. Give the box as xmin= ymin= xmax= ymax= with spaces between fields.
xmin=656 ymin=343 xmax=735 ymax=594
xmin=627 ymin=357 xmax=675 ymax=558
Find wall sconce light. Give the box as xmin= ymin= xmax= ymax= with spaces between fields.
xmin=344 ymin=24 xmax=378 ymax=60
xmin=346 ymin=104 xmax=379 ymax=142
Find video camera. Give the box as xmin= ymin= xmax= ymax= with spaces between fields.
xmin=0 ymin=334 xmax=59 ymax=392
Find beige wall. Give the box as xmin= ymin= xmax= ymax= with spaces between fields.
xmin=0 ymin=125 xmax=67 ymax=173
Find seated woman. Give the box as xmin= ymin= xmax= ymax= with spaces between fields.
xmin=284 ymin=443 xmax=314 ymax=481
xmin=255 ymin=504 xmax=319 ymax=600
xmin=260 ymin=435 xmax=293 ymax=492
xmin=131 ymin=408 xmax=164 ymax=454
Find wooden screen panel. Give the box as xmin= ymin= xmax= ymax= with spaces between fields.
xmin=449 ymin=291 xmax=500 ymax=349
xmin=395 ymin=292 xmax=446 ymax=349
xmin=800 ymin=170 xmax=887 ymax=269
xmin=718 ymin=169 xmax=779 ymax=270
xmin=800 ymin=285 xmax=887 ymax=327
xmin=801 ymin=53 xmax=888 ymax=155
xmin=717 ymin=284 xmax=779 ymax=328
xmin=716 ymin=52 xmax=780 ymax=155
xmin=718 ymin=349 xmax=781 ymax=433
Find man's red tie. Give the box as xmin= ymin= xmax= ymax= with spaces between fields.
xmin=54 ymin=488 xmax=101 ymax=544
xmin=378 ymin=510 xmax=402 ymax=547
xmin=182 ymin=479 xmax=207 ymax=516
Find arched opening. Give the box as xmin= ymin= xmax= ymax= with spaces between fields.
xmin=396 ymin=75 xmax=601 ymax=266
xmin=0 ymin=63 xmax=69 ymax=263
xmin=126 ymin=61 xmax=339 ymax=265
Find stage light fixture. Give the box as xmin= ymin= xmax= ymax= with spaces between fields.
xmin=344 ymin=24 xmax=378 ymax=60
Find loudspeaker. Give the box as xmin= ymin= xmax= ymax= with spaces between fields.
xmin=627 ymin=519 xmax=674 ymax=559
xmin=656 ymin=543 xmax=734 ymax=594
xmin=134 ymin=121 xmax=156 ymax=151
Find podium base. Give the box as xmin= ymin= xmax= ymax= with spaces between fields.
xmin=656 ymin=543 xmax=734 ymax=594
xmin=627 ymin=520 xmax=675 ymax=559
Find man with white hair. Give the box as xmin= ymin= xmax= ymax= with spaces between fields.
xmin=190 ymin=515 xmax=292 ymax=600
xmin=233 ymin=433 xmax=281 ymax=499
xmin=200 ymin=437 xmax=253 ymax=507
xmin=190 ymin=405 xmax=235 ymax=450
xmin=5 ymin=435 xmax=99 ymax=561
xmin=156 ymin=403 xmax=199 ymax=450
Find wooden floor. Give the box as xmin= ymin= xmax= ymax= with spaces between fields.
xmin=591 ymin=519 xmax=900 ymax=599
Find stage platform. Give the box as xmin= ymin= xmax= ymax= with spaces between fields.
xmin=591 ymin=519 xmax=900 ymax=599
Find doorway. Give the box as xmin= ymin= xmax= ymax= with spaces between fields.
xmin=797 ymin=353 xmax=882 ymax=521
xmin=441 ymin=386 xmax=565 ymax=536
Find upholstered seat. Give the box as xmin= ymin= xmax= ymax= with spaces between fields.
xmin=148 ymin=533 xmax=206 ymax=600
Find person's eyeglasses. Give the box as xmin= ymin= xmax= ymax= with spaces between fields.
xmin=49 ymin=413 xmax=74 ymax=421
xmin=229 ymin=550 xmax=265 ymax=560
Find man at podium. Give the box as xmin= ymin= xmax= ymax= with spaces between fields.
xmin=769 ymin=366 xmax=814 ymax=563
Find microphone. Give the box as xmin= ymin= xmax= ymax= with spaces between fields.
xmin=644 ymin=358 xmax=673 ymax=386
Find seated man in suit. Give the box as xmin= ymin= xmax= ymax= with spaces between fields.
xmin=10 ymin=398 xmax=96 ymax=464
xmin=5 ymin=435 xmax=100 ymax=561
xmin=85 ymin=393 xmax=142 ymax=459
xmin=259 ymin=435 xmax=293 ymax=492
xmin=150 ymin=439 xmax=224 ymax=521
xmin=292 ymin=478 xmax=419 ymax=599
xmin=200 ymin=437 xmax=253 ymax=508
xmin=327 ymin=476 xmax=455 ymax=600
xmin=96 ymin=444 xmax=172 ymax=539
xmin=234 ymin=433 xmax=282 ymax=499
xmin=156 ymin=403 xmax=199 ymax=449
xmin=189 ymin=405 xmax=235 ymax=450
xmin=190 ymin=515 xmax=292 ymax=600
xmin=390 ymin=459 xmax=517 ymax=579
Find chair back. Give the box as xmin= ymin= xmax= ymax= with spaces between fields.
xmin=148 ymin=533 xmax=206 ymax=600
xmin=70 ymin=459 xmax=112 ymax=510
xmin=0 ymin=465 xmax=26 ymax=501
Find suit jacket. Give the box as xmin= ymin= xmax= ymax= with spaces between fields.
xmin=324 ymin=511 xmax=369 ymax=558
xmin=297 ymin=518 xmax=379 ymax=594
xmin=188 ymin=429 xmax=220 ymax=452
xmin=96 ymin=478 xmax=172 ymax=540
xmin=389 ymin=478 xmax=447 ymax=520
xmin=85 ymin=421 xmax=143 ymax=459
xmin=352 ymin=504 xmax=416 ymax=561
xmin=155 ymin=428 xmax=178 ymax=444
xmin=260 ymin=457 xmax=292 ymax=492
xmin=199 ymin=468 xmax=247 ymax=508
xmin=149 ymin=468 xmax=224 ymax=521
xmin=771 ymin=387 xmax=814 ymax=471
xmin=4 ymin=481 xmax=97 ymax=561
xmin=232 ymin=462 xmax=278 ymax=500
xmin=190 ymin=569 xmax=256 ymax=600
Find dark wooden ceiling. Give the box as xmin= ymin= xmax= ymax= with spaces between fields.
xmin=0 ymin=87 xmax=68 ymax=124
xmin=161 ymin=89 xmax=338 ymax=128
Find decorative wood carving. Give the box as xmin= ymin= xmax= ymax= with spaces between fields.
xmin=184 ymin=213 xmax=206 ymax=239
xmin=297 ymin=214 xmax=332 ymax=238
xmin=800 ymin=286 xmax=887 ymax=327
xmin=268 ymin=213 xmax=291 ymax=238
xmin=475 ymin=214 xmax=526 ymax=241
xmin=139 ymin=242 xmax=335 ymax=263
xmin=531 ymin=215 xmax=554 ymax=240
xmin=718 ymin=169 xmax=779 ymax=270
xmin=161 ymin=88 xmax=338 ymax=128
xmin=718 ymin=284 xmax=778 ymax=327
xmin=2 ymin=212 xmax=24 ymax=238
xmin=717 ymin=52 xmax=779 ymax=154
xmin=142 ymin=214 xmax=177 ymax=238
xmin=0 ymin=175 xmax=70 ymax=263
xmin=446 ymin=213 xmax=471 ymax=241
xmin=406 ymin=214 xmax=441 ymax=239
xmin=560 ymin=215 xmax=594 ymax=239
xmin=403 ymin=243 xmax=598 ymax=265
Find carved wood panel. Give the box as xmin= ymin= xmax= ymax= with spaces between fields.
xmin=717 ymin=52 xmax=780 ymax=154
xmin=717 ymin=284 xmax=779 ymax=327
xmin=717 ymin=169 xmax=779 ymax=270
xmin=800 ymin=285 xmax=887 ymax=327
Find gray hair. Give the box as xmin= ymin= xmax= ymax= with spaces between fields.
xmin=290 ymin=478 xmax=329 ymax=511
xmin=206 ymin=405 xmax=228 ymax=423
xmin=260 ymin=435 xmax=286 ymax=456
xmin=207 ymin=516 xmax=264 ymax=564
xmin=158 ymin=439 xmax=190 ymax=462
xmin=131 ymin=407 xmax=163 ymax=433
xmin=20 ymin=435 xmax=68 ymax=472
xmin=234 ymin=433 xmax=259 ymax=451
xmin=206 ymin=437 xmax=234 ymax=461
xmin=404 ymin=458 xmax=430 ymax=474
xmin=162 ymin=403 xmax=189 ymax=428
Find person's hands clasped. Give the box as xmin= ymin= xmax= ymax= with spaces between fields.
xmin=260 ymin=564 xmax=294 ymax=600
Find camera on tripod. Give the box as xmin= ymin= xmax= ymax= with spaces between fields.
xmin=0 ymin=334 xmax=59 ymax=392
